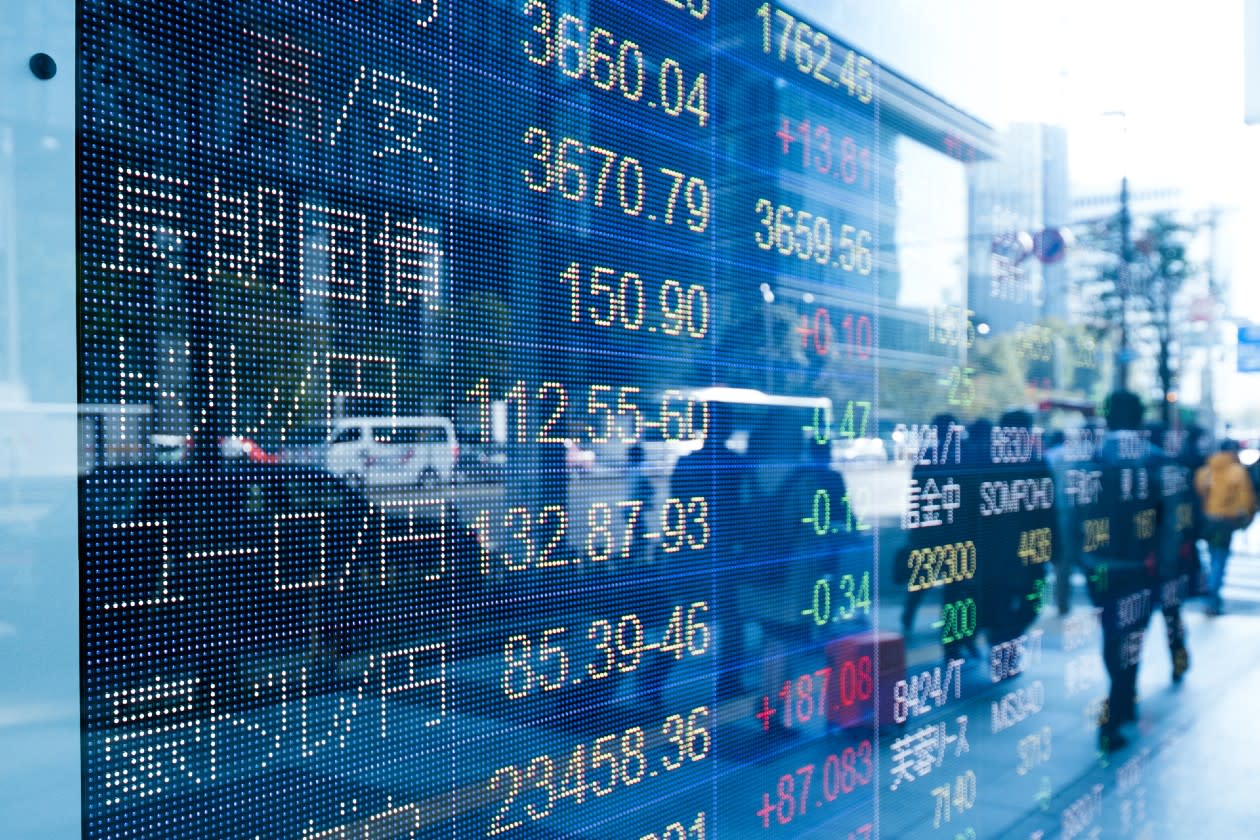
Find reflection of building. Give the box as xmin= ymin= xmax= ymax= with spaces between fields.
xmin=967 ymin=123 xmax=1070 ymax=333
xmin=714 ymin=2 xmax=998 ymax=393
xmin=1071 ymin=186 xmax=1183 ymax=226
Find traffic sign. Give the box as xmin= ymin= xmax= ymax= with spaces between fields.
xmin=1032 ymin=227 xmax=1071 ymax=264
xmin=1239 ymin=325 xmax=1260 ymax=372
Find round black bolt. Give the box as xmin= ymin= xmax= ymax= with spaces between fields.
xmin=29 ymin=53 xmax=57 ymax=80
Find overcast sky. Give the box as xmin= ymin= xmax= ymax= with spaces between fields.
xmin=788 ymin=0 xmax=1254 ymax=303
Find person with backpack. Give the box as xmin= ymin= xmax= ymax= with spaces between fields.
xmin=1194 ymin=439 xmax=1258 ymax=616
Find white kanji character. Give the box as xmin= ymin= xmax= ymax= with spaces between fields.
xmin=920 ymin=478 xmax=943 ymax=528
xmin=101 ymin=678 xmax=211 ymax=797
xmin=903 ymin=479 xmax=922 ymax=530
xmin=375 ymin=214 xmax=442 ymax=310
xmin=101 ymin=168 xmax=195 ymax=278
xmin=889 ymin=730 xmax=921 ymax=790
xmin=941 ymin=478 xmax=961 ymax=524
xmin=889 ymin=732 xmax=916 ymax=790
xmin=330 ymin=67 xmax=440 ymax=169
xmin=242 ymin=29 xmax=323 ymax=143
xmin=300 ymin=201 xmax=368 ymax=306
xmin=910 ymin=723 xmax=939 ymax=778
xmin=369 ymin=70 xmax=439 ymax=166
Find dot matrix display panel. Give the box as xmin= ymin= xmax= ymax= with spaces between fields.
xmin=79 ymin=1 xmax=1133 ymax=838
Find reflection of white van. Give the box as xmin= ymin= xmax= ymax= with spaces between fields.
xmin=325 ymin=417 xmax=458 ymax=487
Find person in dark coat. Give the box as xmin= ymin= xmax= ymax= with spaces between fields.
xmin=669 ymin=402 xmax=752 ymax=700
xmin=1146 ymin=423 xmax=1194 ymax=682
xmin=976 ymin=410 xmax=1054 ymax=652
xmin=900 ymin=413 xmax=963 ymax=638
xmin=755 ymin=437 xmax=854 ymax=697
xmin=1082 ymin=391 xmax=1161 ymax=751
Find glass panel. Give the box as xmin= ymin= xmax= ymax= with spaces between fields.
xmin=0 ymin=4 xmax=79 ymax=835
xmin=3 ymin=0 xmax=1253 ymax=837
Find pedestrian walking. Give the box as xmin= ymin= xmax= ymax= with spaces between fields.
xmin=1147 ymin=423 xmax=1194 ymax=683
xmin=670 ymin=402 xmax=753 ymax=701
xmin=1045 ymin=429 xmax=1079 ymax=615
xmin=899 ymin=413 xmax=963 ymax=638
xmin=1177 ymin=426 xmax=1210 ymax=597
xmin=756 ymin=437 xmax=852 ymax=717
xmin=1194 ymin=439 xmax=1258 ymax=616
xmin=1080 ymin=391 xmax=1161 ymax=752
xmin=979 ymin=410 xmax=1053 ymax=651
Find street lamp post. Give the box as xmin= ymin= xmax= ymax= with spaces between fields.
xmin=1105 ymin=111 xmax=1134 ymax=392
xmin=1117 ymin=172 xmax=1133 ymax=391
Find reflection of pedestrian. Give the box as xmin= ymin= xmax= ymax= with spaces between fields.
xmin=1178 ymin=426 xmax=1209 ymax=596
xmin=618 ymin=443 xmax=665 ymax=711
xmin=979 ymin=410 xmax=1053 ymax=650
xmin=1147 ymin=423 xmax=1193 ymax=682
xmin=1083 ymin=391 xmax=1160 ymax=752
xmin=622 ymin=444 xmax=655 ymax=569
xmin=1194 ymin=440 xmax=1258 ymax=616
xmin=950 ymin=417 xmax=993 ymax=660
xmin=755 ymin=439 xmax=850 ymax=704
xmin=1045 ymin=429 xmax=1079 ymax=615
xmin=900 ymin=414 xmax=962 ymax=637
xmin=537 ymin=435 xmax=569 ymax=514
xmin=670 ymin=403 xmax=751 ymax=699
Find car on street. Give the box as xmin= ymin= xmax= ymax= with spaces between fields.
xmin=325 ymin=416 xmax=459 ymax=487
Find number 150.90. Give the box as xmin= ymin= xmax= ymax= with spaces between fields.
xmin=561 ymin=261 xmax=708 ymax=340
